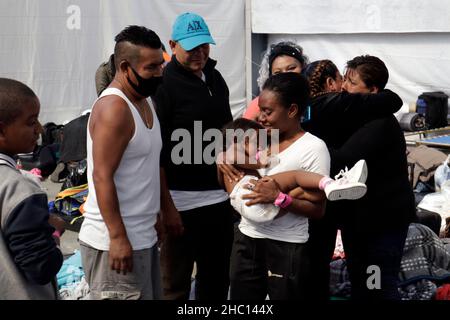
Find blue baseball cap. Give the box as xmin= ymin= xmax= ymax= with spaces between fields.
xmin=171 ymin=12 xmax=216 ymax=51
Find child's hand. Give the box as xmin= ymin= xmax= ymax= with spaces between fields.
xmin=217 ymin=164 xmax=244 ymax=183
xmin=242 ymin=177 xmax=281 ymax=205
xmin=48 ymin=214 xmax=66 ymax=235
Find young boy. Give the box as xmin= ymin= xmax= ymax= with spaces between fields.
xmin=217 ymin=118 xmax=368 ymax=223
xmin=0 ymin=78 xmax=63 ymax=299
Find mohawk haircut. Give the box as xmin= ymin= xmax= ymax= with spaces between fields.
xmin=114 ymin=25 xmax=162 ymax=69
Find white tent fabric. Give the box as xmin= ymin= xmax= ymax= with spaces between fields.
xmin=251 ymin=0 xmax=450 ymax=107
xmin=0 ymin=0 xmax=246 ymax=124
xmin=268 ymin=33 xmax=450 ymax=107
xmin=252 ymin=0 xmax=450 ymax=34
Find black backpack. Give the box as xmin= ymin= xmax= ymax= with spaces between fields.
xmin=41 ymin=122 xmax=64 ymax=146
xmin=416 ymin=92 xmax=449 ymax=129
xmin=59 ymin=114 xmax=89 ymax=163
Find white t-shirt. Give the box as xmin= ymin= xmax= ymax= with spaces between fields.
xmin=238 ymin=132 xmax=330 ymax=243
xmin=169 ymin=190 xmax=229 ymax=212
xmin=79 ymin=88 xmax=162 ymax=251
xmin=230 ymin=175 xmax=280 ymax=224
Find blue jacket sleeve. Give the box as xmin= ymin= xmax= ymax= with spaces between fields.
xmin=3 ymin=193 xmax=63 ymax=285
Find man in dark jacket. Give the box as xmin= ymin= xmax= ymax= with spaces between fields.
xmin=155 ymin=12 xmax=233 ymax=300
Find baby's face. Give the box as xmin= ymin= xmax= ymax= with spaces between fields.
xmin=219 ymin=134 xmax=258 ymax=165
xmin=243 ymin=134 xmax=260 ymax=165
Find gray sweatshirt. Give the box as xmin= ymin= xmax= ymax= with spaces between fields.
xmin=0 ymin=153 xmax=62 ymax=299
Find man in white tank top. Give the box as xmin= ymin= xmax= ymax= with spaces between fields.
xmin=78 ymin=26 xmax=176 ymax=300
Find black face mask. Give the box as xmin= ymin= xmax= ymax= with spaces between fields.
xmin=127 ymin=65 xmax=163 ymax=97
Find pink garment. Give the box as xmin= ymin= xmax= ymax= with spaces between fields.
xmin=333 ymin=230 xmax=345 ymax=260
xmin=242 ymin=97 xmax=259 ymax=120
xmin=29 ymin=168 xmax=42 ymax=178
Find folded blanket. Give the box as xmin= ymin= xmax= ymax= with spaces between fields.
xmin=399 ymin=279 xmax=437 ymax=300
xmin=399 ymin=223 xmax=450 ymax=286
xmin=329 ymin=258 xmax=351 ymax=299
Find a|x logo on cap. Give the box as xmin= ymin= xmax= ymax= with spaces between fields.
xmin=187 ymin=20 xmax=203 ymax=32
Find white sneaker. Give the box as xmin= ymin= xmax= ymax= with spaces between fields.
xmin=346 ymin=159 xmax=368 ymax=184
xmin=324 ymin=180 xmax=367 ymax=201
xmin=324 ymin=160 xmax=368 ymax=201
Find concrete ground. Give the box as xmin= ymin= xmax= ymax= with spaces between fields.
xmin=42 ymin=179 xmax=80 ymax=258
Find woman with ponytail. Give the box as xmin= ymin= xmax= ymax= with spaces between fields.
xmin=306 ymin=59 xmax=343 ymax=98
xmin=303 ymin=59 xmax=403 ymax=148
xmin=303 ymin=57 xmax=415 ymax=300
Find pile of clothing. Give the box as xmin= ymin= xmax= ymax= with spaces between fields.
xmin=56 ymin=250 xmax=90 ymax=300
xmin=398 ymin=223 xmax=450 ymax=300
xmin=329 ymin=223 xmax=450 ymax=300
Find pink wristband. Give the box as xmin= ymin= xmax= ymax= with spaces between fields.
xmin=274 ymin=192 xmax=293 ymax=208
